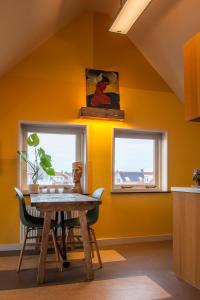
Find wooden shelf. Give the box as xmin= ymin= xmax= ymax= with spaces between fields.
xmin=80 ymin=107 xmax=125 ymax=121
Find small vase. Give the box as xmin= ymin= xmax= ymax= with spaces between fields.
xmin=28 ymin=184 xmax=39 ymax=194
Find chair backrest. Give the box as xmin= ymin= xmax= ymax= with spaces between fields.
xmin=14 ymin=187 xmax=31 ymax=227
xmin=86 ymin=188 xmax=104 ymax=226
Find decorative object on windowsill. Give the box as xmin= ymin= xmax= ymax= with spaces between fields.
xmin=71 ymin=161 xmax=82 ymax=194
xmin=17 ymin=133 xmax=55 ymax=193
xmin=80 ymin=68 xmax=125 ymax=121
xmin=192 ymin=168 xmax=200 ymax=187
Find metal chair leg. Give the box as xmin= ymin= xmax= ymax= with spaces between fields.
xmin=90 ymin=227 xmax=102 ymax=268
xmin=17 ymin=227 xmax=29 ymax=272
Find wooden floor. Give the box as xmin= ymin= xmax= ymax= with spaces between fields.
xmin=0 ymin=241 xmax=200 ymax=300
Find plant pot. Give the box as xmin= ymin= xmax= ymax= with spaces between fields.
xmin=28 ymin=184 xmax=39 ymax=194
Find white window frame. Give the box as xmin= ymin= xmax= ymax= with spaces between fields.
xmin=18 ymin=121 xmax=88 ymax=193
xmin=112 ymin=128 xmax=168 ymax=193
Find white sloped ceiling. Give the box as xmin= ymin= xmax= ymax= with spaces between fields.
xmin=128 ymin=0 xmax=200 ymax=101
xmin=0 ymin=0 xmax=86 ymax=76
xmin=1 ymin=0 xmax=200 ymax=101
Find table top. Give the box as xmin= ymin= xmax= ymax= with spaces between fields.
xmin=30 ymin=193 xmax=101 ymax=206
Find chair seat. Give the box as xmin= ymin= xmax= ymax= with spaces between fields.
xmin=63 ymin=217 xmax=80 ymax=229
xmin=65 ymin=188 xmax=104 ymax=269
xmin=27 ymin=215 xmax=57 ymax=229
xmin=14 ymin=187 xmax=62 ymax=275
xmin=63 ymin=215 xmax=96 ymax=229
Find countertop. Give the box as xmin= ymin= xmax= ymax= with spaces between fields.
xmin=171 ymin=187 xmax=200 ymax=193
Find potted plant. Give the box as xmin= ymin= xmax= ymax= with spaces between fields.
xmin=18 ymin=133 xmax=55 ymax=193
xmin=192 ymin=169 xmax=200 ymax=186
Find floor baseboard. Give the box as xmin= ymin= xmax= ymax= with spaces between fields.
xmin=97 ymin=234 xmax=172 ymax=247
xmin=0 ymin=244 xmax=22 ymax=251
xmin=0 ymin=234 xmax=172 ymax=251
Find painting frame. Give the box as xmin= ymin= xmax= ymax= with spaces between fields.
xmin=85 ymin=68 xmax=120 ymax=109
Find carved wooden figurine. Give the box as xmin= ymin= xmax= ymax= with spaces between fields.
xmin=71 ymin=161 xmax=82 ymax=193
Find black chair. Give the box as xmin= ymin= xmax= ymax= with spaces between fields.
xmin=64 ymin=188 xmax=104 ymax=268
xmin=15 ymin=187 xmax=62 ymax=272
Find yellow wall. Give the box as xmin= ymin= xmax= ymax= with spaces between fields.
xmin=0 ymin=12 xmax=200 ymax=244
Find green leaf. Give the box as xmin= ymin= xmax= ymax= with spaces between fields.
xmin=38 ymin=148 xmax=54 ymax=176
xmin=38 ymin=147 xmax=45 ymax=157
xmin=27 ymin=133 xmax=40 ymax=147
xmin=45 ymin=154 xmax=51 ymax=161
xmin=45 ymin=167 xmax=55 ymax=176
xmin=40 ymin=158 xmax=52 ymax=168
xmin=18 ymin=134 xmax=55 ymax=183
xmin=41 ymin=165 xmax=55 ymax=176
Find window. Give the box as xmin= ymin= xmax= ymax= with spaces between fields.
xmin=113 ymin=128 xmax=168 ymax=192
xmin=19 ymin=123 xmax=87 ymax=191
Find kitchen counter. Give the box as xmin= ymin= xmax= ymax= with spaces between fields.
xmin=171 ymin=186 xmax=200 ymax=193
xmin=172 ymin=188 xmax=200 ymax=289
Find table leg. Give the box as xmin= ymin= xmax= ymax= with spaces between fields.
xmin=79 ymin=210 xmax=94 ymax=280
xmin=60 ymin=211 xmax=70 ymax=268
xmin=37 ymin=211 xmax=52 ymax=284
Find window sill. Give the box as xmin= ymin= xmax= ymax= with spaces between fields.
xmin=22 ymin=189 xmax=89 ymax=196
xmin=111 ymin=189 xmax=170 ymax=194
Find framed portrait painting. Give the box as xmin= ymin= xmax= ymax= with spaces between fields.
xmin=85 ymin=68 xmax=120 ymax=109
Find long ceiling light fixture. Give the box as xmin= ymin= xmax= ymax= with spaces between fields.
xmin=109 ymin=0 xmax=152 ymax=34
